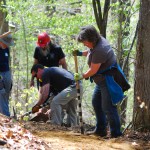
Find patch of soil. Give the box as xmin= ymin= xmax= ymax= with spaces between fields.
xmin=1 ymin=113 xmax=150 ymax=150
xmin=24 ymin=121 xmax=150 ymax=150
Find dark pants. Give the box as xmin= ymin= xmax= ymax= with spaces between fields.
xmin=92 ymin=80 xmax=122 ymax=137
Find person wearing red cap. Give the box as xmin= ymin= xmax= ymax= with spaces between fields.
xmin=30 ymin=32 xmax=67 ymax=87
xmin=30 ymin=32 xmax=69 ymax=125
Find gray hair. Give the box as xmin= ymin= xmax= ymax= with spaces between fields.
xmin=77 ymin=25 xmax=101 ymax=46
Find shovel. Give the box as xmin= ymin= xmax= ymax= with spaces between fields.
xmin=19 ymin=93 xmax=54 ymax=120
xmin=74 ymin=55 xmax=84 ymax=134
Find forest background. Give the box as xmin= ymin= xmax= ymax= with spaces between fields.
xmin=1 ymin=0 xmax=147 ymax=132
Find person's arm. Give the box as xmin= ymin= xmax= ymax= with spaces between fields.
xmin=82 ymin=50 xmax=89 ymax=56
xmin=83 ymin=63 xmax=101 ymax=78
xmin=32 ymin=83 xmax=50 ymax=113
xmin=59 ymin=57 xmax=68 ymax=70
xmin=30 ymin=58 xmax=39 ymax=87
xmin=33 ymin=58 xmax=39 ymax=64
xmin=36 ymin=83 xmax=50 ymax=106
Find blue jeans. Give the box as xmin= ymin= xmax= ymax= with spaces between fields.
xmin=92 ymin=80 xmax=122 ymax=137
xmin=0 ymin=71 xmax=12 ymax=117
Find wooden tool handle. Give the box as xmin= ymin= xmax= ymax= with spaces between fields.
xmin=0 ymin=31 xmax=12 ymax=38
xmin=74 ymin=55 xmax=78 ymax=73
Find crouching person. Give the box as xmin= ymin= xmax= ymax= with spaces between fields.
xmin=31 ymin=64 xmax=83 ymax=126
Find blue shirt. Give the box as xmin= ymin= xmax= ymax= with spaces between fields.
xmin=0 ymin=48 xmax=10 ymax=72
xmin=40 ymin=67 xmax=75 ymax=94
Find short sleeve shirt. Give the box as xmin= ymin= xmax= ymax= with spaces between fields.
xmin=34 ymin=44 xmax=65 ymax=67
xmin=40 ymin=67 xmax=75 ymax=93
xmin=88 ymin=37 xmax=116 ymax=72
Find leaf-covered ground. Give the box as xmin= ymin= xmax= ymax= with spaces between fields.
xmin=0 ymin=114 xmax=50 ymax=150
xmin=0 ymin=113 xmax=150 ymax=150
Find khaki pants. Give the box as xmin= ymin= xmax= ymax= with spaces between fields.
xmin=50 ymin=83 xmax=83 ymax=126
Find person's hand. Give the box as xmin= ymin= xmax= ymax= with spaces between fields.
xmin=30 ymin=80 xmax=34 ymax=87
xmin=74 ymin=73 xmax=83 ymax=81
xmin=85 ymin=77 xmax=89 ymax=80
xmin=72 ymin=50 xmax=82 ymax=56
xmin=32 ymin=105 xmax=40 ymax=113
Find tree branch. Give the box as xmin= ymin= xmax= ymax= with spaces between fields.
xmin=92 ymin=0 xmax=102 ymax=31
xmin=122 ymin=21 xmax=139 ymax=72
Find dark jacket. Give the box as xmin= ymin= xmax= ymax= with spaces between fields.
xmin=91 ymin=63 xmax=130 ymax=105
xmin=102 ymin=64 xmax=130 ymax=92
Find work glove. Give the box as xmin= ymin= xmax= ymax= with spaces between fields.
xmin=32 ymin=104 xmax=41 ymax=113
xmin=74 ymin=73 xmax=83 ymax=81
xmin=72 ymin=50 xmax=82 ymax=56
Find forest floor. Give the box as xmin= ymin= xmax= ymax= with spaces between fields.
xmin=0 ymin=113 xmax=150 ymax=150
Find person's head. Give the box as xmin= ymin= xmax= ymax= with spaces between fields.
xmin=31 ymin=64 xmax=44 ymax=79
xmin=0 ymin=32 xmax=14 ymax=49
xmin=77 ymin=25 xmax=101 ymax=49
xmin=36 ymin=32 xmax=50 ymax=49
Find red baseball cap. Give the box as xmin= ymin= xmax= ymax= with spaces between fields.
xmin=36 ymin=32 xmax=50 ymax=48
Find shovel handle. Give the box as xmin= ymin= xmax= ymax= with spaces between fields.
xmin=0 ymin=31 xmax=12 ymax=38
xmin=74 ymin=55 xmax=78 ymax=73
xmin=74 ymin=55 xmax=84 ymax=134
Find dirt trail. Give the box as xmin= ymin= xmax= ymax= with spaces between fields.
xmin=33 ymin=130 xmax=135 ymax=150
xmin=0 ymin=113 xmax=149 ymax=150
xmin=24 ymin=121 xmax=150 ymax=150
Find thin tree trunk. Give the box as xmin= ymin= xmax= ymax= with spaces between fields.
xmin=116 ymin=0 xmax=131 ymax=126
xmin=0 ymin=0 xmax=8 ymax=33
xmin=21 ymin=17 xmax=29 ymax=111
xmin=92 ymin=0 xmax=110 ymax=38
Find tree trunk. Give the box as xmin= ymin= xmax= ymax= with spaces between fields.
xmin=0 ymin=0 xmax=8 ymax=33
xmin=92 ymin=0 xmax=110 ymax=38
xmin=117 ymin=0 xmax=131 ymax=127
xmin=133 ymin=0 xmax=150 ymax=131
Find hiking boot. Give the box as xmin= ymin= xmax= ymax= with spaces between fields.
xmin=61 ymin=123 xmax=71 ymax=127
xmin=111 ymin=132 xmax=123 ymax=138
xmin=86 ymin=130 xmax=107 ymax=137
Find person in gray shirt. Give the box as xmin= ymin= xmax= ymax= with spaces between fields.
xmin=73 ymin=25 xmax=124 ymax=138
